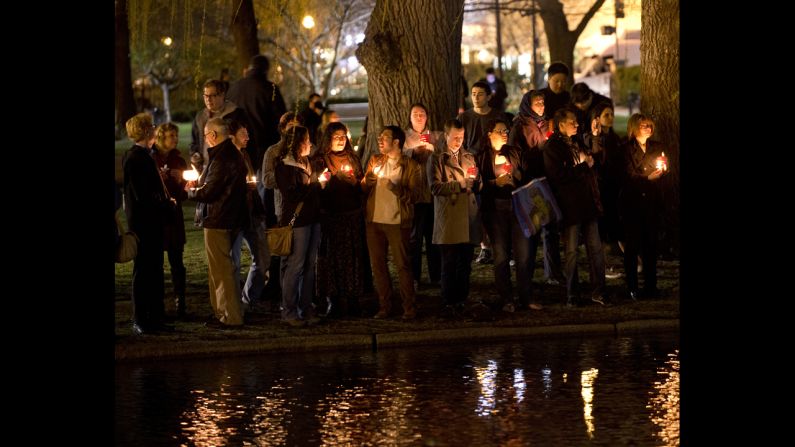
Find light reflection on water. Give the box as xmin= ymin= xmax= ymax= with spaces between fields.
xmin=116 ymin=333 xmax=679 ymax=446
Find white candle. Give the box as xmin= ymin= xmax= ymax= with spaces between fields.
xmin=182 ymin=165 xmax=199 ymax=181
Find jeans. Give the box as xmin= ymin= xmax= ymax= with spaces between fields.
xmin=562 ymin=219 xmax=605 ymax=300
xmin=232 ymin=219 xmax=270 ymax=307
xmin=483 ymin=199 xmax=537 ymax=306
xmin=541 ymin=222 xmax=564 ymax=281
xmin=280 ymin=223 xmax=321 ymax=321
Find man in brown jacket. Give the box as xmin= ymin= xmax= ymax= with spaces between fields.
xmin=361 ymin=126 xmax=423 ymax=320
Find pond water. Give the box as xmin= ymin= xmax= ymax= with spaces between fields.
xmin=115 ymin=332 xmax=679 ymax=446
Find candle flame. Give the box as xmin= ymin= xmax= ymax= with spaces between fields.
xmin=182 ymin=165 xmax=199 ymax=181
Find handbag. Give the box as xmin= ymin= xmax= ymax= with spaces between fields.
xmin=115 ymin=210 xmax=139 ymax=263
xmin=265 ymin=202 xmax=303 ymax=256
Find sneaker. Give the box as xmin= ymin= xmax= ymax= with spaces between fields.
xmin=605 ymin=267 xmax=623 ymax=279
xmin=475 ymin=248 xmax=493 ymax=264
xmin=591 ymin=296 xmax=605 ymax=306
xmin=373 ymin=310 xmax=389 ymax=319
xmin=502 ymin=302 xmax=516 ymax=313
xmin=545 ymin=278 xmax=560 ymax=286
xmin=528 ymin=303 xmax=544 ymax=311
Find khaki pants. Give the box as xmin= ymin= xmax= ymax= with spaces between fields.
xmin=366 ymin=223 xmax=415 ymax=316
xmin=204 ymin=228 xmax=243 ymax=325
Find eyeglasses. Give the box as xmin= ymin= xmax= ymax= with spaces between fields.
xmin=331 ymin=135 xmax=347 ymax=141
xmin=491 ymin=129 xmax=509 ymax=135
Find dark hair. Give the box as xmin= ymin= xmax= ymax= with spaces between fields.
xmin=249 ymin=54 xmax=270 ymax=74
xmin=443 ymin=118 xmax=464 ymax=134
xmin=483 ymin=118 xmax=510 ymax=150
xmin=203 ymin=79 xmax=227 ymax=94
xmin=553 ymin=107 xmax=577 ymax=134
xmin=485 ymin=67 xmax=496 ymax=74
xmin=381 ymin=125 xmax=406 ymax=149
xmin=547 ymin=61 xmax=570 ymax=77
xmin=308 ymin=93 xmax=321 ymax=101
xmin=226 ymin=119 xmax=248 ymax=136
xmin=407 ymin=102 xmax=429 ymax=131
xmin=471 ymin=80 xmax=492 ymax=94
xmin=590 ymin=102 xmax=614 ymax=125
xmin=519 ymin=89 xmax=545 ymax=117
xmin=571 ymin=82 xmax=593 ymax=103
xmin=319 ymin=121 xmax=353 ymax=155
xmin=282 ymin=125 xmax=310 ymax=159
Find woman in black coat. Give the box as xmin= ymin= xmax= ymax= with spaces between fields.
xmin=619 ymin=114 xmax=667 ymax=300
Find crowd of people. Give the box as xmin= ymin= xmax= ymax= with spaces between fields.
xmin=118 ymin=56 xmax=670 ymax=334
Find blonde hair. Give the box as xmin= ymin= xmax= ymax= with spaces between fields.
xmin=155 ymin=122 xmax=179 ymax=149
xmin=125 ymin=113 xmax=153 ymax=142
xmin=626 ymin=113 xmax=655 ymax=140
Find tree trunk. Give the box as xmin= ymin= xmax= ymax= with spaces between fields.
xmin=230 ymin=0 xmax=260 ymax=76
xmin=537 ymin=0 xmax=605 ymax=87
xmin=641 ymin=0 xmax=680 ymax=256
xmin=160 ymin=84 xmax=172 ymax=123
xmin=356 ymin=0 xmax=465 ymax=161
xmin=115 ymin=0 xmax=136 ymax=139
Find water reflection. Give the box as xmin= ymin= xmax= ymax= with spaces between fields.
xmin=116 ymin=333 xmax=679 ymax=446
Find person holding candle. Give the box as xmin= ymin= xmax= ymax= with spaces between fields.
xmin=185 ymin=117 xmax=250 ymax=328
xmin=275 ymin=125 xmax=327 ymax=326
xmin=361 ymin=126 xmax=423 ymax=320
xmin=509 ymin=89 xmax=565 ymax=287
xmin=152 ymin=122 xmax=189 ymax=318
xmin=428 ymin=118 xmax=482 ymax=316
xmin=228 ymin=119 xmax=271 ymax=313
xmin=312 ymin=122 xmax=367 ymax=318
xmin=619 ymin=113 xmax=666 ymax=301
xmin=123 ymin=113 xmax=173 ymax=335
xmin=543 ymin=107 xmax=607 ymax=307
xmin=476 ymin=118 xmax=541 ymax=312
xmin=403 ymin=103 xmax=443 ymax=291
xmin=583 ymin=102 xmax=625 ymax=280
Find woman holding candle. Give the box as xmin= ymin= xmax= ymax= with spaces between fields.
xmin=619 ymin=113 xmax=666 ymax=300
xmin=312 ymin=122 xmax=367 ymax=318
xmin=275 ymin=125 xmax=327 ymax=326
xmin=476 ymin=118 xmax=541 ymax=312
xmin=543 ymin=107 xmax=606 ymax=307
xmin=403 ymin=103 xmax=443 ymax=290
xmin=152 ymin=123 xmax=189 ymax=317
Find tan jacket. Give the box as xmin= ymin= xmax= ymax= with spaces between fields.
xmin=361 ymin=154 xmax=422 ymax=229
xmin=428 ymin=149 xmax=482 ymax=245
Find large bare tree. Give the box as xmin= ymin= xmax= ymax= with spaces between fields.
xmin=115 ymin=0 xmax=137 ymax=138
xmin=356 ymin=0 xmax=466 ymax=160
xmin=641 ymin=0 xmax=679 ymax=255
xmin=536 ymin=0 xmax=605 ymax=82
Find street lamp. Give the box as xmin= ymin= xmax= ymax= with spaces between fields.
xmin=302 ymin=15 xmax=315 ymax=30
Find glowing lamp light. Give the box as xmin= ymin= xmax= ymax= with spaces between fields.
xmin=248 ymin=175 xmax=257 ymax=184
xmin=318 ymin=168 xmax=330 ymax=182
xmin=302 ymin=15 xmax=315 ymax=29
xmin=161 ymin=36 xmax=173 ymax=46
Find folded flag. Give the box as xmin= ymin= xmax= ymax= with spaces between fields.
xmin=511 ymin=177 xmax=562 ymax=237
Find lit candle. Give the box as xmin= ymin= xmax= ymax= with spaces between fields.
xmin=247 ymin=175 xmax=257 ymax=184
xmin=182 ymin=164 xmax=199 ymax=181
xmin=373 ymin=165 xmax=383 ymax=178
xmin=318 ymin=168 xmax=330 ymax=183
xmin=495 ymin=155 xmax=511 ymax=176
xmin=655 ymin=151 xmax=668 ymax=171
xmin=342 ymin=164 xmax=352 ymax=174
xmin=467 ymin=166 xmax=478 ymax=179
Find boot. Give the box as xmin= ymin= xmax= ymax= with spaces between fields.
xmin=175 ymin=295 xmax=186 ymax=318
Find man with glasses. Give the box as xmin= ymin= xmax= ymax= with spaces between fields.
xmin=189 ymin=79 xmax=250 ymax=174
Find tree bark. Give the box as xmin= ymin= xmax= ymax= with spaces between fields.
xmin=356 ymin=0 xmax=465 ymax=160
xmin=537 ymin=0 xmax=605 ymax=87
xmin=641 ymin=0 xmax=680 ymax=255
xmin=230 ymin=0 xmax=260 ymax=76
xmin=115 ymin=0 xmax=136 ymax=139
